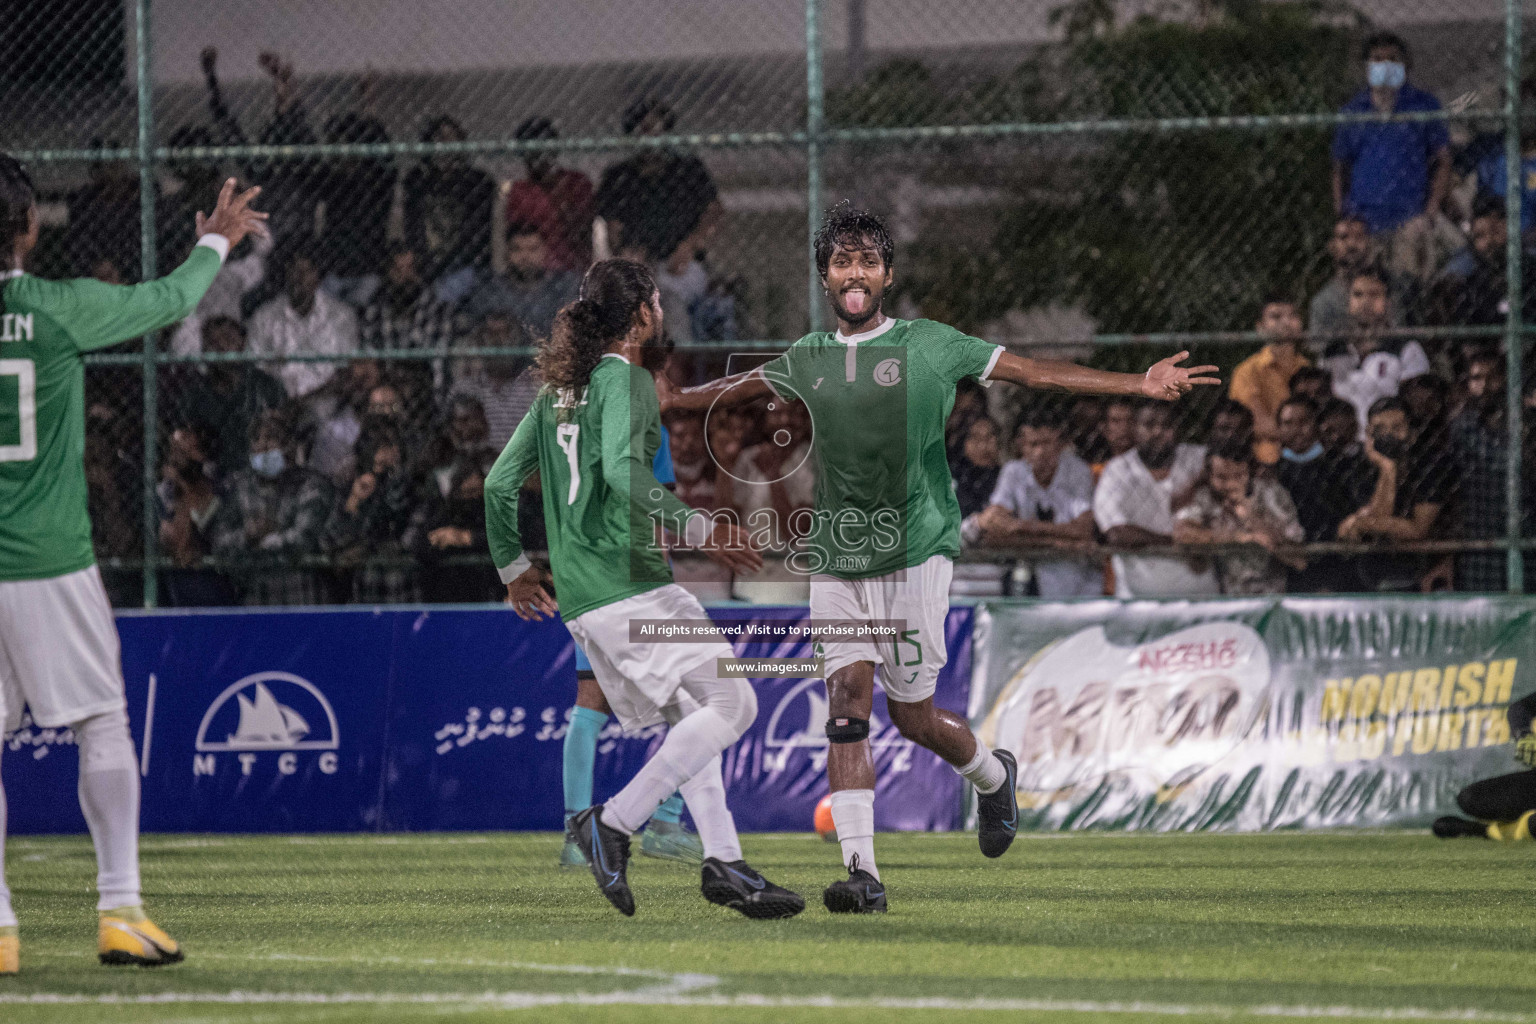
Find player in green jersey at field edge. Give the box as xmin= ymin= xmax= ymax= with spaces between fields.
xmin=0 ymin=157 xmax=266 ymax=973
xmin=661 ymin=204 xmax=1220 ymax=913
xmin=485 ymin=258 xmax=804 ymax=919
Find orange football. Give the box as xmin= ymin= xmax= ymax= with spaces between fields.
xmin=814 ymin=794 xmax=837 ymax=841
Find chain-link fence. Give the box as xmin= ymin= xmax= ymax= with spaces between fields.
xmin=0 ymin=0 xmax=1529 ymax=606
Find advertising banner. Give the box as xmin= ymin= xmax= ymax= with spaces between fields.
xmin=971 ymin=597 xmax=1533 ymax=831
xmin=5 ymin=605 xmax=972 ymax=834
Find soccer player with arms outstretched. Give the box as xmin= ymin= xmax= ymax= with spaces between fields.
xmin=486 ymin=258 xmax=803 ymax=918
xmin=0 ymin=159 xmax=266 ymax=971
xmin=660 ymin=205 xmax=1220 ymax=913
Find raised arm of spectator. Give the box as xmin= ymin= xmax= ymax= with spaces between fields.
xmin=988 ymin=350 xmax=1220 ymax=400
xmin=201 ymin=47 xmax=249 ymax=148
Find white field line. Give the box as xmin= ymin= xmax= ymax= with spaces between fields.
xmin=2 ymin=991 xmax=1535 ymax=1021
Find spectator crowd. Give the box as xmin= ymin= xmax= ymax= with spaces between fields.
xmin=72 ymin=34 xmax=1536 ymax=605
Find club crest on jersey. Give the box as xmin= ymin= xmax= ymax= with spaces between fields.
xmin=873 ymin=358 xmax=902 ymax=386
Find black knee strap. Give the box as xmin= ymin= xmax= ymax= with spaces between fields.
xmin=826 ymin=717 xmax=870 ymax=743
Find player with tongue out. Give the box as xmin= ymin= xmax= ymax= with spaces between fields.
xmin=659 ymin=202 xmax=1220 ymax=913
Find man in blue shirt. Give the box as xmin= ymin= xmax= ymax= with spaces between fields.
xmin=1331 ymin=33 xmax=1451 ymax=278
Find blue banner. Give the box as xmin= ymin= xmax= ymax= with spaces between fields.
xmin=5 ymin=605 xmax=973 ymax=834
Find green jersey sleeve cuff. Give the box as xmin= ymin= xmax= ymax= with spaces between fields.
xmin=195 ymin=234 xmax=230 ymax=264
xmin=978 ymin=344 xmax=1004 ymax=388
xmin=497 ymin=554 xmax=531 ymax=584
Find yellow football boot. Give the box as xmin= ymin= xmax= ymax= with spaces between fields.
xmin=98 ymin=911 xmax=183 ymax=967
xmin=1486 ymin=811 xmax=1535 ymax=843
xmin=0 ymin=927 xmax=17 ymax=975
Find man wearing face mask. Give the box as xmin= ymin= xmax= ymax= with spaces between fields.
xmin=1337 ymin=396 xmax=1456 ymax=591
xmin=1331 ymin=32 xmax=1452 ymax=282
xmin=210 ymin=408 xmax=336 ymax=605
xmin=1449 ymin=350 xmax=1514 ymax=591
xmin=1274 ymin=396 xmax=1377 ymax=592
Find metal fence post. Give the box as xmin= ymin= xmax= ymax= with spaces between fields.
xmin=136 ymin=0 xmax=159 ymax=608
xmin=1504 ymin=0 xmax=1525 ymax=594
xmin=806 ymin=0 xmax=824 ymax=334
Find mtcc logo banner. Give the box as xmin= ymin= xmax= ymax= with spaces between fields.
xmin=194 ymin=672 xmax=341 ymax=777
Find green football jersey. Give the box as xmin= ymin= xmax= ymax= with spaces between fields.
xmin=0 ymin=245 xmax=222 ymax=582
xmin=486 ymin=354 xmax=700 ymax=621
xmin=759 ymin=318 xmax=1001 ymax=580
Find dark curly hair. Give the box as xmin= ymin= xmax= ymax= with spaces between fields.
xmin=538 ymin=258 xmax=656 ymax=394
xmin=813 ymin=201 xmax=894 ymax=278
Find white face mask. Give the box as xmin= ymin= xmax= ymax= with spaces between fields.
xmin=1367 ymin=61 xmax=1406 ymax=90
xmin=250 ymin=449 xmax=286 ymax=478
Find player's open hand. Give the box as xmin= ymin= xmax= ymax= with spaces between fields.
xmin=1140 ymin=352 xmax=1221 ymax=401
xmin=196 ymin=178 xmax=268 ymax=250
xmin=506 ymin=565 xmax=557 ymax=621
xmin=704 ymin=521 xmax=764 ymax=574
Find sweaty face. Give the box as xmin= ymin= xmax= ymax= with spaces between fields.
xmin=1277 ymin=404 xmax=1317 ymax=454
xmin=823 ymin=241 xmax=891 ymax=329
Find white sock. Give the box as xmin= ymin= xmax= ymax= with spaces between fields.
xmin=829 ymin=789 xmax=878 ymax=880
xmin=74 ymin=711 xmax=142 ymax=911
xmin=677 ymin=757 xmax=743 ymax=863
xmin=957 ymin=737 xmax=1006 ymax=795
xmin=602 ymin=703 xmax=742 ymax=835
xmin=0 ymin=760 xmax=14 ymax=929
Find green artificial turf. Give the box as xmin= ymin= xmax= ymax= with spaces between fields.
xmin=1 ymin=831 xmax=1533 ymax=1023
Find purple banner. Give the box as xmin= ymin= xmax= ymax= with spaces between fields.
xmin=5 ymin=604 xmax=973 ymax=834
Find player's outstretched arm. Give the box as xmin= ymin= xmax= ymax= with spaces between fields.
xmin=989 ymin=350 xmax=1221 ymax=401
xmin=52 ymin=179 xmax=268 ymax=353
xmin=655 ymin=367 xmax=776 ymax=414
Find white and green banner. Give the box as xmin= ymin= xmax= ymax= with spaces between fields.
xmin=971 ymin=598 xmax=1532 ymax=831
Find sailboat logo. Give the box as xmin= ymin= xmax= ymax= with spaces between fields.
xmin=195 ymin=672 xmax=340 ymax=752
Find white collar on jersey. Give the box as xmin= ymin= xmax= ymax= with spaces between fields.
xmin=0 ymin=269 xmax=23 ymax=281
xmin=835 ymin=315 xmax=897 ymax=345
xmin=600 ymin=352 xmax=631 ymax=364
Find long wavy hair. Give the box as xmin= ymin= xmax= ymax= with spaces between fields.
xmin=537 ymin=258 xmax=656 ymax=394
